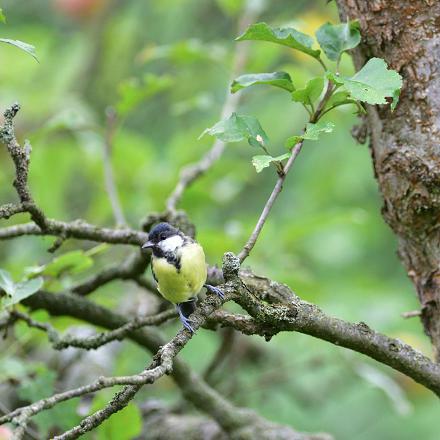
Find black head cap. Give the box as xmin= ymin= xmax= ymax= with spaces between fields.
xmin=142 ymin=222 xmax=179 ymax=249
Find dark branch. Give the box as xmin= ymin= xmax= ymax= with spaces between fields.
xmin=0 ymin=104 xmax=47 ymax=229
xmin=71 ymin=251 xmax=152 ymax=296
xmin=9 ymin=309 xmax=176 ymax=350
xmin=0 ymin=203 xmax=26 ymax=219
xmin=0 ymin=218 xmax=148 ymax=245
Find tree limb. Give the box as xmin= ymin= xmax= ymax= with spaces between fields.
xmin=8 ymin=309 xmax=176 ymax=350
xmin=0 ymin=218 xmax=148 ymax=245
xmin=0 ymin=104 xmax=47 ymax=229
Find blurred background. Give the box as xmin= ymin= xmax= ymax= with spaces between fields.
xmin=0 ymin=0 xmax=437 ymax=439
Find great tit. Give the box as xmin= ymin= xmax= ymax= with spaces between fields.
xmin=141 ymin=222 xmax=223 ymax=332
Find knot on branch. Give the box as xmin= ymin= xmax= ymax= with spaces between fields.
xmin=222 ymin=252 xmax=240 ymax=283
xmin=4 ymin=102 xmax=20 ymax=120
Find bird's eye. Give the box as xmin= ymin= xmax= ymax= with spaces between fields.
xmin=160 ymin=233 xmax=166 ymax=240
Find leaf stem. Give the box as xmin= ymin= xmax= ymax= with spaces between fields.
xmin=317 ymin=56 xmax=328 ymax=72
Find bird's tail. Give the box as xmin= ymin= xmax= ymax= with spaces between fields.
xmin=178 ymin=297 xmax=197 ymax=319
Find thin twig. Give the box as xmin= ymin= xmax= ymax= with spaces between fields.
xmin=0 ymin=104 xmax=47 ymax=229
xmin=165 ymin=0 xmax=265 ymax=213
xmin=103 ymin=107 xmax=127 ymax=226
xmin=71 ymin=251 xmax=151 ymax=296
xmin=0 ymin=203 xmax=25 ymax=219
xmin=10 ymin=309 xmax=176 ymax=350
xmin=238 ymin=82 xmax=334 ymax=262
xmin=401 ymin=310 xmax=422 ymax=319
xmin=1 ymin=355 xmax=173 ymax=434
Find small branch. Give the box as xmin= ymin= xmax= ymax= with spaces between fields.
xmin=10 ymin=309 xmax=176 ymax=350
xmin=0 ymin=218 xmax=148 ymax=245
xmin=53 ymin=385 xmax=141 ymax=440
xmin=230 ymin=273 xmax=440 ymax=397
xmin=71 ymin=251 xmax=151 ymax=296
xmin=0 ymin=104 xmax=47 ymax=230
xmin=0 ymin=203 xmax=25 ymax=219
xmin=165 ymin=1 xmax=265 ymax=213
xmin=237 ymin=140 xmax=304 ymax=262
xmin=237 ymin=82 xmax=334 ymax=263
xmin=401 ymin=310 xmax=422 ymax=319
xmin=103 ymin=107 xmax=127 ymax=227
xmin=1 ymin=356 xmax=174 ymax=436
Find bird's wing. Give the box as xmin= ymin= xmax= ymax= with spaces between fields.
xmin=151 ymin=262 xmax=158 ymax=283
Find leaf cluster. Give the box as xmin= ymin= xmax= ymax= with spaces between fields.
xmin=201 ymin=20 xmax=402 ymax=173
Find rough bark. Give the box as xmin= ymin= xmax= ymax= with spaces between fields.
xmin=336 ymin=0 xmax=440 ymax=360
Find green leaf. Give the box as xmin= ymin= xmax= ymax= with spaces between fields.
xmin=328 ymin=58 xmax=403 ymax=107
xmin=303 ymin=121 xmax=335 ymax=140
xmin=252 ymin=153 xmax=290 ymax=173
xmin=0 ymin=9 xmax=6 ymax=23
xmin=285 ymin=121 xmax=334 ymax=148
xmin=236 ymin=22 xmax=320 ymax=58
xmin=2 ymin=277 xmax=43 ymax=308
xmin=231 ymin=72 xmax=294 ymax=94
xmin=200 ymin=113 xmax=269 ymax=147
xmin=316 ymin=20 xmax=360 ymax=61
xmin=291 ymin=77 xmax=324 ymax=105
xmin=325 ymin=90 xmax=351 ymax=107
xmin=116 ymin=74 xmax=173 ymax=116
xmin=0 ymin=269 xmax=15 ymax=296
xmin=0 ymin=38 xmax=38 ymax=61
xmin=27 ymin=250 xmax=94 ymax=279
xmin=284 ymin=135 xmax=303 ymax=149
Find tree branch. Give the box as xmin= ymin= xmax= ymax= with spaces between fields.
xmin=12 ymin=255 xmax=325 ymax=440
xmin=0 ymin=218 xmax=148 ymax=245
xmin=0 ymin=104 xmax=47 ymax=229
xmin=238 ymin=83 xmax=334 ymax=262
xmin=71 ymin=250 xmax=152 ymax=296
xmin=0 ymin=203 xmax=26 ymax=219
xmin=232 ymin=271 xmax=440 ymax=396
xmin=8 ymin=309 xmax=176 ymax=350
xmin=3 ymin=253 xmax=437 ymax=440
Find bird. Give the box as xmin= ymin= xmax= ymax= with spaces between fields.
xmin=141 ymin=222 xmax=224 ymax=332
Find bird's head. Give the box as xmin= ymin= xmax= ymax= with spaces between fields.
xmin=141 ymin=222 xmax=183 ymax=254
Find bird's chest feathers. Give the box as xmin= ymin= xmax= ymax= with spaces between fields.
xmin=151 ymin=242 xmax=207 ymax=303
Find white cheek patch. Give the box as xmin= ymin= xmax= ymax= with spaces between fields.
xmin=159 ymin=235 xmax=184 ymax=253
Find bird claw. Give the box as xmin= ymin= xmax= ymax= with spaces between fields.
xmin=177 ymin=305 xmax=195 ymax=333
xmin=204 ymin=284 xmax=225 ymax=300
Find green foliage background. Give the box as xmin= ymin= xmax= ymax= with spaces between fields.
xmin=0 ymin=0 xmax=437 ymax=438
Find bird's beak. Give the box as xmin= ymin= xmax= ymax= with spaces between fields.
xmin=141 ymin=241 xmax=155 ymax=250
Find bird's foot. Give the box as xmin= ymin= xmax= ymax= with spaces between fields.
xmin=176 ymin=304 xmax=195 ymax=333
xmin=204 ymin=284 xmax=225 ymax=300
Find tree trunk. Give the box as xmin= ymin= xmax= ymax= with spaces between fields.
xmin=336 ymin=0 xmax=440 ymax=360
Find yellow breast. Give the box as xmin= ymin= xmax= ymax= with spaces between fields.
xmin=151 ymin=242 xmax=207 ymax=304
